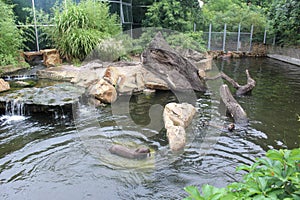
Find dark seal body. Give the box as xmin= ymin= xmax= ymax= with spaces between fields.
xmin=109 ymin=144 xmax=150 ymax=159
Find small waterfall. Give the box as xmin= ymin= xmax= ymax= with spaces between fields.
xmin=2 ymin=74 xmax=37 ymax=81
xmin=5 ymin=100 xmax=25 ymax=116
xmin=0 ymin=100 xmax=26 ymax=124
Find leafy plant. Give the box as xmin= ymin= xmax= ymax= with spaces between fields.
xmin=131 ymin=28 xmax=206 ymax=55
xmin=184 ymin=148 xmax=300 ymax=200
xmin=49 ymin=0 xmax=121 ymax=62
xmin=89 ymin=34 xmax=133 ymax=62
xmin=20 ymin=7 xmax=54 ymax=51
xmin=0 ymin=1 xmax=24 ymax=66
xmin=202 ymin=0 xmax=267 ymax=34
xmin=143 ymin=0 xmax=197 ymax=32
xmin=268 ymin=0 xmax=300 ymax=45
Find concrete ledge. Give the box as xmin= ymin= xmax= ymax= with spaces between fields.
xmin=267 ymin=54 xmax=300 ymax=66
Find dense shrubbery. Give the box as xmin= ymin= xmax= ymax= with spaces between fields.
xmin=184 ymin=148 xmax=300 ymax=200
xmin=268 ymin=0 xmax=300 ymax=46
xmin=0 ymin=1 xmax=24 ymax=66
xmin=50 ymin=0 xmax=121 ymax=61
xmin=201 ymin=0 xmax=267 ymax=34
xmin=131 ymin=28 xmax=206 ymax=55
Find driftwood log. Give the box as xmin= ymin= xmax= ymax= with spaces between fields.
xmin=109 ymin=144 xmax=151 ymax=160
xmin=220 ymin=84 xmax=248 ymax=126
xmin=207 ymin=70 xmax=256 ymax=96
xmin=142 ymin=32 xmax=206 ymax=92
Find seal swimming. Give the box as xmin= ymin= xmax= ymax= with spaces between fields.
xmin=109 ymin=144 xmax=151 ymax=159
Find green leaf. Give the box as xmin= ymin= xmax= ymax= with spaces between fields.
xmin=267 ymin=150 xmax=284 ymax=162
xmin=184 ymin=186 xmax=202 ymax=200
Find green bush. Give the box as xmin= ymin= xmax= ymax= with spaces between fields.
xmin=50 ymin=0 xmax=121 ymax=61
xmin=90 ymin=34 xmax=133 ymax=62
xmin=0 ymin=1 xmax=24 ymax=66
xmin=184 ymin=148 xmax=300 ymax=200
xmin=131 ymin=28 xmax=206 ymax=55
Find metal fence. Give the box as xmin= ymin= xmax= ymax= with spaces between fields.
xmin=202 ymin=24 xmax=279 ymax=52
xmin=19 ymin=1 xmax=278 ymax=53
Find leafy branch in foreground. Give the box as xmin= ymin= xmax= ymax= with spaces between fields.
xmin=184 ymin=148 xmax=300 ymax=200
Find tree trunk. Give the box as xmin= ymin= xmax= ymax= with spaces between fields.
xmin=206 ymin=70 xmax=255 ymax=96
xmin=220 ymin=84 xmax=248 ymax=126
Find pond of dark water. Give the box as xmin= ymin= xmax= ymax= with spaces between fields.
xmin=0 ymin=58 xmax=299 ymax=199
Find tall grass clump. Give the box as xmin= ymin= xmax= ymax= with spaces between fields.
xmin=50 ymin=0 xmax=121 ymax=62
xmin=0 ymin=1 xmax=24 ymax=66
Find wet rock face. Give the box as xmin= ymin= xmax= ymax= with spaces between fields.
xmin=0 ymin=83 xmax=85 ymax=115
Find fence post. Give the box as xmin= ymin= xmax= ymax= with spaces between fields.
xmin=31 ymin=0 xmax=39 ymax=51
xmin=208 ymin=24 xmax=212 ymax=50
xmin=222 ymin=23 xmax=227 ymax=52
xmin=263 ymin=28 xmax=267 ymax=44
xmin=249 ymin=25 xmax=253 ymax=52
xmin=237 ymin=23 xmax=241 ymax=51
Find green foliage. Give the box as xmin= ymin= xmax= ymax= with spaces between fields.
xmin=143 ymin=0 xmax=196 ymax=32
xmin=0 ymin=1 xmax=24 ymax=66
xmin=49 ymin=0 xmax=121 ymax=61
xmin=184 ymin=148 xmax=300 ymax=200
xmin=202 ymin=0 xmax=267 ymax=33
xmin=20 ymin=7 xmax=54 ymax=51
xmin=90 ymin=34 xmax=133 ymax=62
xmin=268 ymin=0 xmax=300 ymax=46
xmin=131 ymin=28 xmax=206 ymax=55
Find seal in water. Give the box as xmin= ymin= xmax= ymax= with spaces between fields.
xmin=109 ymin=144 xmax=151 ymax=159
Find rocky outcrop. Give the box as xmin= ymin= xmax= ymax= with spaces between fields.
xmin=163 ymin=103 xmax=196 ymax=151
xmin=0 ymin=79 xmax=10 ymax=92
xmin=108 ymin=64 xmax=146 ymax=94
xmin=180 ymin=48 xmax=213 ymax=71
xmin=71 ymin=60 xmax=106 ymax=87
xmin=0 ymin=83 xmax=85 ymax=115
xmin=142 ymin=32 xmax=206 ymax=92
xmin=37 ymin=65 xmax=79 ymax=81
xmin=88 ymin=79 xmax=117 ymax=104
xmin=40 ymin=49 xmax=62 ymax=67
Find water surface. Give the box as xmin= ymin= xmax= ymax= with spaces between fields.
xmin=0 ymin=58 xmax=299 ymax=199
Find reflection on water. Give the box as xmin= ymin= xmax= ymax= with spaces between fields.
xmin=0 ymin=58 xmax=299 ymax=199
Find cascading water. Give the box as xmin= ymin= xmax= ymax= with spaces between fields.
xmin=0 ymin=100 xmax=26 ymax=124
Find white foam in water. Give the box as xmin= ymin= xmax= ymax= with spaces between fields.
xmin=0 ymin=115 xmax=27 ymax=125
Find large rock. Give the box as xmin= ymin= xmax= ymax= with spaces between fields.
xmin=163 ymin=103 xmax=196 ymax=151
xmin=0 ymin=83 xmax=85 ymax=115
xmin=166 ymin=126 xmax=186 ymax=151
xmin=37 ymin=65 xmax=79 ymax=81
xmin=180 ymin=48 xmax=212 ymax=70
xmin=103 ymin=66 xmax=121 ymax=86
xmin=0 ymin=79 xmax=10 ymax=92
xmin=100 ymin=63 xmax=146 ymax=94
xmin=71 ymin=60 xmax=106 ymax=88
xmin=88 ymin=79 xmax=117 ymax=104
xmin=143 ymin=70 xmax=169 ymax=90
xmin=142 ymin=32 xmax=206 ymax=92
xmin=40 ymin=49 xmax=62 ymax=67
